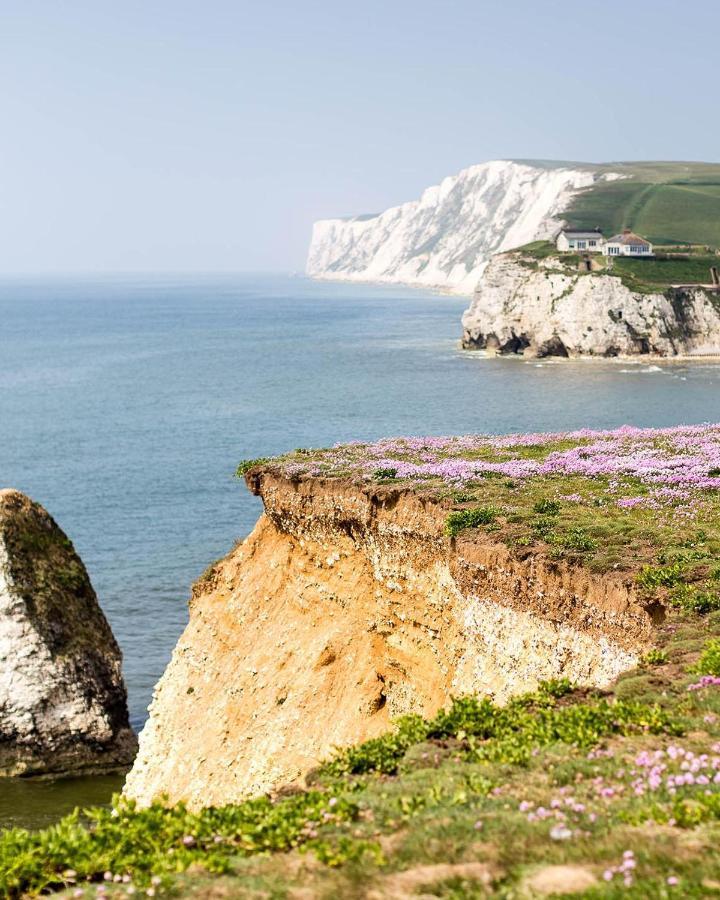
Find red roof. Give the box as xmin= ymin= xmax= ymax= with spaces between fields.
xmin=606 ymin=230 xmax=651 ymax=247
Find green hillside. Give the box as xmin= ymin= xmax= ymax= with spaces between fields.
xmin=562 ymin=162 xmax=720 ymax=248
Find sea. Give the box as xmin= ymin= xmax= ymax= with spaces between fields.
xmin=2 ymin=273 xmax=720 ymax=828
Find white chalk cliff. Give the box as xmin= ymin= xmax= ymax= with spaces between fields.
xmin=461 ymin=251 xmax=720 ymax=358
xmin=306 ymin=161 xmax=604 ymax=294
xmin=0 ymin=489 xmax=137 ymax=776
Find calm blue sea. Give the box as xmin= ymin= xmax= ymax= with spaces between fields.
xmin=2 ymin=273 xmax=720 ymax=826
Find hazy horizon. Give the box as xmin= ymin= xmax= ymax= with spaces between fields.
xmin=2 ymin=0 xmax=719 ymax=275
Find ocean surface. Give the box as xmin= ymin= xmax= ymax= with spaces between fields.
xmin=2 ymin=273 xmax=720 ymax=828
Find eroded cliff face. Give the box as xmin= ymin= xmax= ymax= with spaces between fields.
xmin=462 ymin=252 xmax=720 ymax=357
xmin=306 ymin=161 xmax=605 ymax=294
xmin=125 ymin=472 xmax=657 ymax=809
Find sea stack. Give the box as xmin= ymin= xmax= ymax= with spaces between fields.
xmin=0 ymin=489 xmax=137 ymax=776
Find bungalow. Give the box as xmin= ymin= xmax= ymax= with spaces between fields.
xmin=556 ymin=228 xmax=604 ymax=253
xmin=602 ymin=229 xmax=654 ymax=257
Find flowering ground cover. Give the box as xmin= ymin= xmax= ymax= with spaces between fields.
xmin=7 ymin=425 xmax=720 ymax=898
xmin=244 ymin=424 xmax=720 ymax=598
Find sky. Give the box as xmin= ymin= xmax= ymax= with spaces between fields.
xmin=1 ymin=0 xmax=718 ymax=274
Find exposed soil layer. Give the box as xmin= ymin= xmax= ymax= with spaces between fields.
xmin=124 ymin=471 xmax=657 ymax=808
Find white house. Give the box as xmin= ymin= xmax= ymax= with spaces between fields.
xmin=556 ymin=229 xmax=604 ymax=253
xmin=602 ymin=229 xmax=654 ymax=257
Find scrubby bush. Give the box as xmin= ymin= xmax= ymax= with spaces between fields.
xmin=235 ymin=458 xmax=270 ymax=477
xmin=445 ymin=507 xmax=499 ymax=537
xmin=533 ymin=499 xmax=561 ymax=516
xmin=0 ymin=792 xmax=360 ymax=898
xmin=321 ymin=684 xmax=681 ymax=777
xmin=695 ymin=639 xmax=720 ymax=676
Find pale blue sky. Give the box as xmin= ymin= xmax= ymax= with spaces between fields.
xmin=1 ymin=0 xmax=718 ymax=273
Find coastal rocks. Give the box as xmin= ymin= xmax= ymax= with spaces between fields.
xmin=307 ymin=161 xmax=605 ymax=294
xmin=0 ymin=489 xmax=136 ymax=776
xmin=461 ymin=252 xmax=720 ymax=357
xmin=124 ymin=471 xmax=653 ymax=809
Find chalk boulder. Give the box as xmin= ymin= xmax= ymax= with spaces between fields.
xmin=0 ymin=489 xmax=136 ymax=776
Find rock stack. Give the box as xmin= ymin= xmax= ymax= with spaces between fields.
xmin=0 ymin=489 xmax=136 ymax=776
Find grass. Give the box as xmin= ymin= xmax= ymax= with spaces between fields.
xmin=563 ymin=162 xmax=720 ymax=249
xmin=9 ymin=617 xmax=720 ymax=898
xmin=514 ymin=240 xmax=719 ymax=293
xmin=612 ymin=256 xmax=719 ymax=292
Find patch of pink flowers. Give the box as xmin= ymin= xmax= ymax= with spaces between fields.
xmin=687 ymin=676 xmax=720 ymax=691
xmin=282 ymin=426 xmax=720 ymax=515
xmin=603 ymin=850 xmax=637 ymax=888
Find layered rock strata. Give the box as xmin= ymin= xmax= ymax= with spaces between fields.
xmin=0 ymin=489 xmax=136 ymax=776
xmin=462 ymin=252 xmax=720 ymax=357
xmin=125 ymin=471 xmax=657 ymax=809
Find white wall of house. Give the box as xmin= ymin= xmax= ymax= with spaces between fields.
xmin=556 ymin=232 xmax=604 ymax=253
xmin=602 ymin=242 xmax=653 ymax=257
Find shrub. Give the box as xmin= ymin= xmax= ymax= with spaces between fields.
xmin=553 ymin=526 xmax=597 ymax=552
xmin=235 ymin=458 xmax=270 ymax=477
xmin=695 ymin=639 xmax=720 ymax=676
xmin=533 ymin=499 xmax=561 ymax=516
xmin=669 ymin=583 xmax=720 ymax=614
xmin=0 ymin=792 xmax=360 ymax=898
xmin=637 ymin=562 xmax=686 ymax=590
xmin=321 ymin=687 xmax=681 ymax=777
xmin=373 ymin=468 xmax=398 ymax=481
xmin=643 ymin=649 xmax=668 ymax=666
xmin=445 ymin=507 xmax=498 ymax=537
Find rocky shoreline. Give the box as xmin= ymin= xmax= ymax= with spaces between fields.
xmin=461 ymin=250 xmax=720 ymax=359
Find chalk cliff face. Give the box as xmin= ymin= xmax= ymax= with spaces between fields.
xmin=125 ymin=470 xmax=656 ymax=809
xmin=307 ymin=161 xmax=602 ymax=294
xmin=462 ymin=252 xmax=720 ymax=358
xmin=0 ymin=489 xmax=136 ymax=776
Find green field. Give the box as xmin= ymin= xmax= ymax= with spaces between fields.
xmin=558 ymin=162 xmax=720 ymax=249
xmin=613 ymin=255 xmax=720 ymax=292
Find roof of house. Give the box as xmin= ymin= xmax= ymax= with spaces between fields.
xmin=606 ymin=229 xmax=652 ymax=246
xmin=559 ymin=229 xmax=604 ymax=239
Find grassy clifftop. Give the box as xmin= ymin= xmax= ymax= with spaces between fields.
xmin=561 ymin=162 xmax=720 ymax=249
xmin=7 ymin=426 xmax=720 ymax=897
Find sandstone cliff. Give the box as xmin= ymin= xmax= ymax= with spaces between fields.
xmin=125 ymin=470 xmax=656 ymax=809
xmin=461 ymin=251 xmax=720 ymax=357
xmin=0 ymin=489 xmax=136 ymax=776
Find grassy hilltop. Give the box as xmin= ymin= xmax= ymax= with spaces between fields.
xmin=560 ymin=161 xmax=720 ymax=249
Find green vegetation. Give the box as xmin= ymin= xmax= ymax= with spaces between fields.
xmin=8 ymin=621 xmax=720 ymax=898
xmin=445 ymin=506 xmax=498 ymax=536
xmin=235 ymin=458 xmax=270 ymax=477
xmin=564 ymin=162 xmax=720 ymax=248
xmin=373 ymin=467 xmax=398 ymax=481
xmin=612 ymin=255 xmax=719 ymax=293
xmin=695 ymin=639 xmax=720 ymax=676
xmin=643 ymin=649 xmax=668 ymax=666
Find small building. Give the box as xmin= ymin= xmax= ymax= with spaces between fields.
xmin=602 ymin=229 xmax=654 ymax=257
xmin=556 ymin=228 xmax=604 ymax=253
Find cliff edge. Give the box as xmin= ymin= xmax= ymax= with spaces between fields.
xmin=306 ymin=161 xmax=601 ymax=294
xmin=0 ymin=489 xmax=137 ymax=777
xmin=124 ymin=438 xmax=675 ymax=808
xmin=461 ymin=248 xmax=720 ymax=357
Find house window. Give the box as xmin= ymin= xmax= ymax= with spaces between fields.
xmin=577 ymin=241 xmax=586 ymax=249
xmin=608 ymin=246 xmax=619 ymax=255
xmin=569 ymin=241 xmax=576 ymax=249
xmin=589 ymin=240 xmax=596 ymax=247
